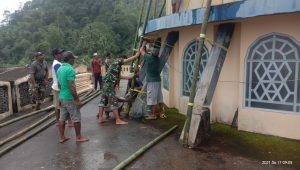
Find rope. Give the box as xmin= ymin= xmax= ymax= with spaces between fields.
xmin=198 ymin=34 xmax=228 ymax=51
xmin=130 ymin=88 xmax=146 ymax=94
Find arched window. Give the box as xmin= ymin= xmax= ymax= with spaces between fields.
xmin=245 ymin=33 xmax=300 ymax=113
xmin=182 ymin=40 xmax=209 ymax=96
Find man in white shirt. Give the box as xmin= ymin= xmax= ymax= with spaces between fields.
xmin=51 ymin=48 xmax=72 ymax=126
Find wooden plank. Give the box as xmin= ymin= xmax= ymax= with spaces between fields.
xmin=188 ymin=23 xmax=235 ymax=147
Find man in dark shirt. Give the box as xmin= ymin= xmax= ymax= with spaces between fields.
xmin=141 ymin=44 xmax=164 ymax=120
xmin=29 ymin=52 xmax=49 ymax=110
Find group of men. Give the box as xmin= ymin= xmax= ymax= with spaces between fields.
xmin=29 ymin=49 xmax=88 ymax=143
xmin=28 ymin=39 xmax=164 ymax=144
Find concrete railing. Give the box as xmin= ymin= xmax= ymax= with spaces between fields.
xmin=0 ymin=72 xmax=92 ymax=121
xmin=0 ymin=81 xmax=13 ymax=120
xmin=13 ymin=76 xmax=53 ymax=112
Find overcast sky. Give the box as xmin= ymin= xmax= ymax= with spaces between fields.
xmin=0 ymin=0 xmax=30 ymax=21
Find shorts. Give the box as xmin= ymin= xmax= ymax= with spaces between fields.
xmin=147 ymin=82 xmax=163 ymax=105
xmin=60 ymin=100 xmax=81 ymax=123
xmin=52 ymin=90 xmax=60 ymax=109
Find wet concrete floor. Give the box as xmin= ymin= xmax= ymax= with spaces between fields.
xmin=1 ymin=96 xmax=291 ymax=170
xmin=0 ymin=81 xmax=292 ymax=170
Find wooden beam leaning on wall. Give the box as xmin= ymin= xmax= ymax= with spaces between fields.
xmin=180 ymin=0 xmax=213 ymax=148
xmin=181 ymin=23 xmax=235 ymax=148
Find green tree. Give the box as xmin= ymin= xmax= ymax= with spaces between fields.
xmin=0 ymin=0 xmax=156 ymax=66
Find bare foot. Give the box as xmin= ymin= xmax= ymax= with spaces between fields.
xmin=59 ymin=137 xmax=70 ymax=143
xmin=145 ymin=115 xmax=157 ymax=120
xmin=98 ymin=117 xmax=105 ymax=124
xmin=116 ymin=119 xmax=128 ymax=125
xmin=76 ymin=136 xmax=89 ymax=142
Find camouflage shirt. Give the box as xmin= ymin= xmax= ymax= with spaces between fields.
xmin=103 ymin=58 xmax=123 ymax=96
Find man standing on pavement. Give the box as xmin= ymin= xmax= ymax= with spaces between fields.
xmin=57 ymin=51 xmax=89 ymax=143
xmin=141 ymin=43 xmax=165 ymax=120
xmin=91 ymin=53 xmax=103 ymax=90
xmin=51 ymin=48 xmax=73 ymax=127
xmin=29 ymin=52 xmax=49 ymax=110
xmin=97 ymin=51 xmax=142 ymax=125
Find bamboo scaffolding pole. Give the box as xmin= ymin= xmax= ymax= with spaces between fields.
xmin=80 ymin=89 xmax=100 ymax=100
xmin=181 ymin=0 xmax=212 ymax=147
xmin=130 ymin=0 xmax=146 ymax=69
xmin=153 ymin=0 xmax=158 ymax=18
xmin=79 ymin=89 xmax=93 ymax=98
xmin=0 ymin=118 xmax=56 ymax=157
xmin=0 ymin=111 xmax=55 ymax=147
xmin=159 ymin=0 xmax=166 ymax=17
xmin=127 ymin=0 xmax=153 ymax=115
xmin=0 ymin=89 xmax=92 ymax=128
xmin=0 ymin=106 xmax=54 ymax=128
xmin=113 ymin=125 xmax=178 ymax=170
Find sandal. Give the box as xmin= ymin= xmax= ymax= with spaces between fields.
xmin=145 ymin=115 xmax=158 ymax=120
xmin=160 ymin=114 xmax=167 ymax=119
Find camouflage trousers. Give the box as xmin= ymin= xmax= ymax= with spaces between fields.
xmin=99 ymin=83 xmax=118 ymax=110
xmin=29 ymin=80 xmax=46 ymax=104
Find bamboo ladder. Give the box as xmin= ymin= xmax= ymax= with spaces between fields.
xmin=126 ymin=0 xmax=153 ymax=115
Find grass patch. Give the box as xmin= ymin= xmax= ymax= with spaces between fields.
xmin=145 ymin=106 xmax=300 ymax=168
xmin=144 ymin=107 xmax=186 ymax=134
xmin=211 ymin=123 xmax=300 ymax=167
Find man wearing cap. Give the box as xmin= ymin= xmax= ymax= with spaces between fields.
xmin=29 ymin=52 xmax=49 ymax=110
xmin=57 ymin=51 xmax=88 ymax=143
xmin=51 ymin=48 xmax=73 ymax=127
xmin=91 ymin=52 xmax=102 ymax=90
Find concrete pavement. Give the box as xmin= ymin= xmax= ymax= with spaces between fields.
xmin=0 ymin=80 xmax=287 ymax=170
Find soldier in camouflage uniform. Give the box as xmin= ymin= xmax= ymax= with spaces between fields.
xmin=98 ymin=51 xmax=141 ymax=125
xmin=29 ymin=52 xmax=49 ymax=110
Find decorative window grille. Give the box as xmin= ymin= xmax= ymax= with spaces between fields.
xmin=19 ymin=82 xmax=31 ymax=107
xmin=182 ymin=40 xmax=209 ymax=96
xmin=0 ymin=85 xmax=9 ymax=113
xmin=163 ymin=61 xmax=169 ymax=90
xmin=245 ymin=33 xmax=300 ymax=112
